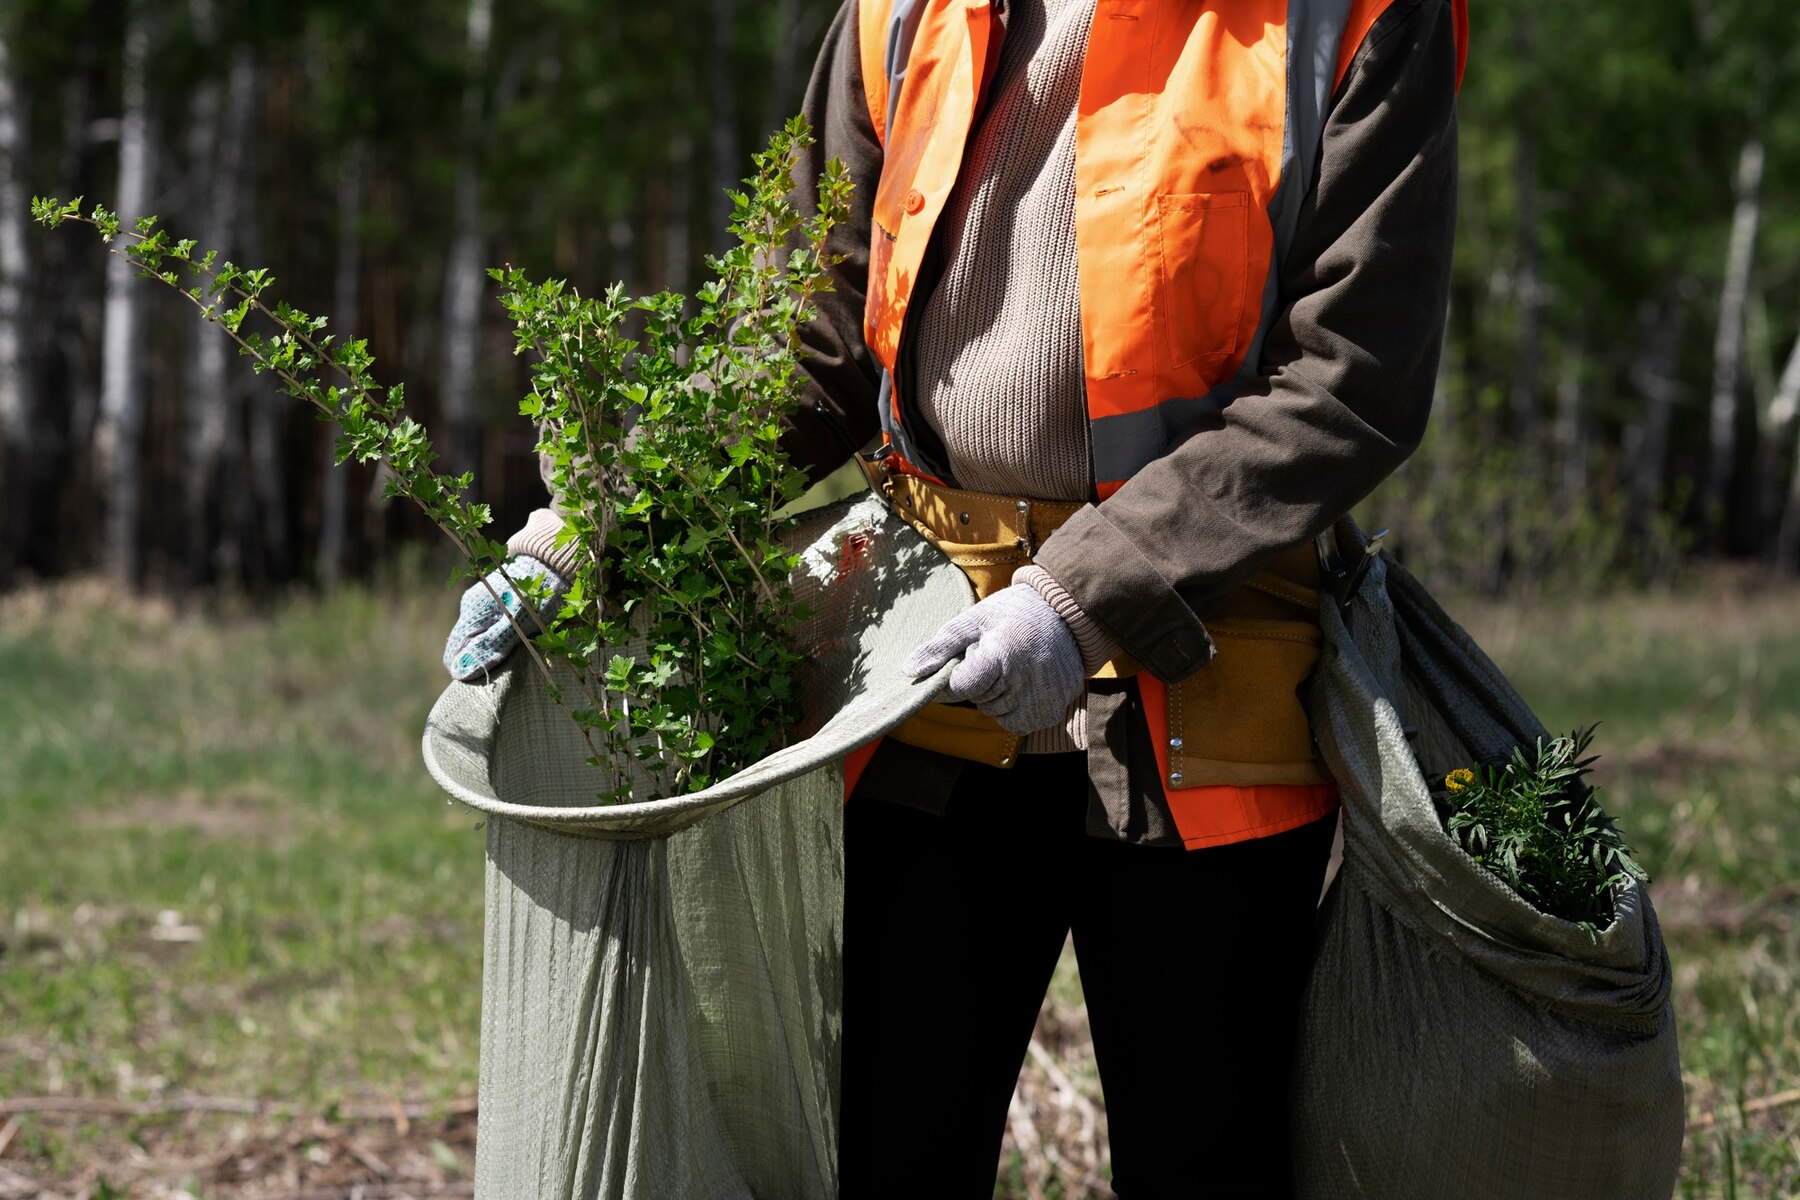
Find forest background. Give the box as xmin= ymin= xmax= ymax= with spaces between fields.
xmin=1 ymin=0 xmax=1799 ymax=1197
xmin=2 ymin=0 xmax=1799 ymax=588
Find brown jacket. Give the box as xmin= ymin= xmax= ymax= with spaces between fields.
xmin=780 ymin=0 xmax=1460 ymax=842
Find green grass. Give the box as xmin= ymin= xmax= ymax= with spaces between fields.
xmin=0 ymin=578 xmax=487 ymax=1190
xmin=2 ymin=572 xmax=1798 ymax=1196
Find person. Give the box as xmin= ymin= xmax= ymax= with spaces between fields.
xmin=444 ymin=0 xmax=1466 ymax=1192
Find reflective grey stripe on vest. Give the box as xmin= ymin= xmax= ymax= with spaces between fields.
xmin=1087 ymin=0 xmax=1357 ymax=485
xmin=884 ymin=0 xmax=927 ymax=133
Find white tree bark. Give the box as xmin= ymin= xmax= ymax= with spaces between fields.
xmin=1767 ymin=332 xmax=1800 ymax=456
xmin=317 ymin=142 xmax=365 ymax=586
xmin=0 ymin=26 xmax=30 ymax=459
xmin=440 ymin=0 xmax=494 ymax=478
xmin=1702 ymin=136 xmax=1764 ymax=545
xmin=0 ymin=20 xmax=32 ymax=567
xmin=186 ymin=37 xmax=257 ymax=581
xmin=1769 ymin=333 xmax=1800 ymax=571
xmin=93 ymin=1 xmax=157 ymax=582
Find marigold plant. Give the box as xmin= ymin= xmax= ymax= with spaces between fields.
xmin=1438 ymin=724 xmax=1650 ymax=939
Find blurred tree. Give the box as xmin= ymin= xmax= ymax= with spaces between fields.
xmin=441 ymin=0 xmax=495 ymax=480
xmin=182 ymin=0 xmax=259 ymax=583
xmin=5 ymin=0 xmax=1798 ymax=593
xmin=0 ymin=11 xmax=32 ymax=581
xmin=92 ymin=0 xmax=156 ymax=584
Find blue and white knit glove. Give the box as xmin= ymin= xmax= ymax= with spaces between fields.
xmin=902 ymin=582 xmax=1086 ymax=735
xmin=442 ymin=556 xmax=568 ymax=682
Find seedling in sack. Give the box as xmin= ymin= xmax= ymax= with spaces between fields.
xmin=1437 ymin=724 xmax=1650 ymax=940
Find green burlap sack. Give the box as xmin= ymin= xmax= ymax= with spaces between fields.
xmin=423 ymin=496 xmax=972 ymax=1199
xmin=1293 ymin=547 xmax=1684 ymax=1199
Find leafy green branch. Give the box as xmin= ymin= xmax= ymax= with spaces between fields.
xmin=30 ymin=193 xmax=609 ymax=769
xmin=34 ymin=116 xmax=852 ymax=803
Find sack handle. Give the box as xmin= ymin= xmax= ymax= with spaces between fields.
xmin=1317 ymin=517 xmax=1389 ymax=609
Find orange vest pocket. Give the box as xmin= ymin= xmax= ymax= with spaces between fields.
xmin=1155 ymin=191 xmax=1252 ymax=372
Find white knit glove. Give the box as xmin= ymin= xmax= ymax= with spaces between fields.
xmin=902 ymin=583 xmax=1085 ymax=735
xmin=441 ymin=509 xmax=585 ymax=682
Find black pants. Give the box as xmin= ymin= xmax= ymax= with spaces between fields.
xmin=838 ymin=753 xmax=1336 ymax=1199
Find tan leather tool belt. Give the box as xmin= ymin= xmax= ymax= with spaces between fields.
xmin=858 ymin=454 xmax=1327 ymax=784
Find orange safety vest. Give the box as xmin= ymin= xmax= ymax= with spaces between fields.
xmin=854 ymin=0 xmax=1467 ymax=848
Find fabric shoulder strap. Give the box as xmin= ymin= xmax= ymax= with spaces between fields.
xmin=858 ymin=0 xmax=929 ymax=148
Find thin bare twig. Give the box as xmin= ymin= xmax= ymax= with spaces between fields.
xmin=270 ymin=1186 xmax=472 ymax=1200
xmin=1692 ymin=1086 xmax=1800 ymax=1130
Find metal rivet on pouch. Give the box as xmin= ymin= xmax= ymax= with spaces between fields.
xmin=1168 ymin=737 xmax=1183 ymax=750
xmin=1015 ymin=499 xmax=1030 ymax=511
xmin=959 ymin=511 xmax=971 ymax=524
xmin=1169 ymin=771 xmax=1184 ymax=785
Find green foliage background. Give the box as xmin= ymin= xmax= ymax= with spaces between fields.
xmin=1 ymin=0 xmax=1798 ymax=589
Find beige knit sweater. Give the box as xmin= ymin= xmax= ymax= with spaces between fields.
xmin=909 ymin=0 xmax=1103 ymax=753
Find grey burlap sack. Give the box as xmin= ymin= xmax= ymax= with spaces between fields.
xmin=422 ymin=496 xmax=972 ymax=1199
xmin=1293 ymin=546 xmax=1684 ymax=1199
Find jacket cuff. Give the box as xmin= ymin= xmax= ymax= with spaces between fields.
xmin=1031 ymin=504 xmax=1215 ymax=683
xmin=505 ymin=508 xmax=584 ymax=582
xmin=1014 ymin=564 xmax=1122 ymax=676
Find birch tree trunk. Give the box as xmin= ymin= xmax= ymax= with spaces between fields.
xmin=317 ymin=143 xmax=365 ymax=586
xmin=440 ymin=0 xmax=494 ymax=479
xmin=185 ymin=41 xmax=257 ymax=583
xmin=93 ymin=0 xmax=157 ymax=582
xmin=1701 ymin=137 xmax=1763 ymax=549
xmin=1770 ymin=333 xmax=1800 ymax=572
xmin=0 ymin=23 xmax=33 ymax=579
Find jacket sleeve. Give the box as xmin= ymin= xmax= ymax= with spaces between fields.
xmin=778 ymin=0 xmax=888 ymax=485
xmin=1033 ymin=0 xmax=1460 ymax=683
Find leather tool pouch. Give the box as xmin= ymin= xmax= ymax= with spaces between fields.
xmin=1163 ymin=540 xmax=1332 ymax=788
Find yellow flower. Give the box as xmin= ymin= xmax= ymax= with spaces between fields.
xmin=1445 ymin=768 xmax=1476 ymax=793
